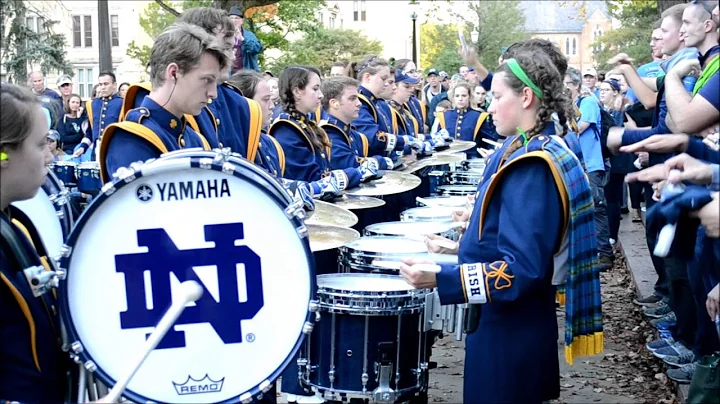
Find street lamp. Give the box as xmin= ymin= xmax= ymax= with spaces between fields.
xmin=409 ymin=1 xmax=419 ymax=65
xmin=471 ymin=30 xmax=479 ymax=44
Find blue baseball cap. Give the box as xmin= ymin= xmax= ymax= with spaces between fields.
xmin=395 ymin=70 xmax=419 ymax=84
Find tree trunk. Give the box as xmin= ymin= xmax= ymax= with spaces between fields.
xmin=657 ymin=0 xmax=686 ymax=15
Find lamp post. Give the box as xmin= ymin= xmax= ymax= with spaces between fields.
xmin=471 ymin=30 xmax=479 ymax=44
xmin=409 ymin=0 xmax=419 ymax=66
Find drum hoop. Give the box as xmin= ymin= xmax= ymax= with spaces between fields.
xmin=315 ymin=273 xmax=427 ymax=314
xmin=57 ymin=153 xmax=315 ymax=404
xmin=45 ymin=170 xmax=74 ymax=238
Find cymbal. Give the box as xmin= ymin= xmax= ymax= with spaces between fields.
xmin=345 ymin=171 xmax=421 ymax=196
xmin=331 ymin=194 xmax=386 ymax=210
xmin=435 ymin=140 xmax=476 ymax=155
xmin=397 ymin=153 xmax=465 ymax=174
xmin=306 ymin=200 xmax=358 ymax=227
xmin=307 ymin=224 xmax=360 ymax=252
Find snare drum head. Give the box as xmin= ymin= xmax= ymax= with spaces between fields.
xmin=416 ymin=196 xmax=468 ymax=208
xmin=401 ymin=206 xmax=460 ymax=221
xmin=60 ymin=154 xmax=314 ymax=403
xmin=11 ymin=172 xmax=69 ymax=258
xmin=365 ymin=221 xmax=457 ymax=237
xmin=343 ymin=236 xmax=426 ymax=254
xmin=318 ymin=273 xmax=414 ymax=292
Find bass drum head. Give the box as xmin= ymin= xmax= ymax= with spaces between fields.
xmin=59 ymin=154 xmax=314 ymax=404
xmin=11 ymin=171 xmax=71 ymax=258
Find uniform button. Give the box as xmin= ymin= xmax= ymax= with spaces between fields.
xmin=102 ymin=114 xmax=105 ymax=118
xmin=101 ymin=121 xmax=105 ymax=125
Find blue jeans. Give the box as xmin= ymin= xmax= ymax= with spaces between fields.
xmin=588 ymin=170 xmax=613 ymax=257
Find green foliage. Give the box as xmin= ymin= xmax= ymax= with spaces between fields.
xmin=1 ymin=0 xmax=72 ymax=83
xmin=126 ymin=0 xmax=212 ymax=68
xmin=269 ymin=27 xmax=382 ymax=75
xmin=465 ymin=0 xmax=528 ymax=70
xmin=420 ymin=0 xmax=527 ymax=74
xmin=592 ymin=0 xmax=659 ymax=69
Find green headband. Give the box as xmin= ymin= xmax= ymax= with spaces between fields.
xmin=506 ymin=58 xmax=543 ymax=99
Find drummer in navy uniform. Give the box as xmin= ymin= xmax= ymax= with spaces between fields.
xmin=0 ymin=83 xmax=71 ymax=402
xmin=99 ymin=23 xmax=228 ymax=181
xmin=435 ymin=80 xmax=497 ymax=158
xmin=74 ymin=71 xmax=123 ymax=159
xmin=178 ymin=7 xmax=265 ymax=161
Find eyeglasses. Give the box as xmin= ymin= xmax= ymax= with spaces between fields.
xmin=599 ymin=88 xmax=612 ymax=93
xmin=60 ymin=83 xmax=71 ymax=87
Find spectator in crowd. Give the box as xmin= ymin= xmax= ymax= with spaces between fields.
xmin=472 ymin=85 xmax=488 ymax=111
xmin=229 ymin=6 xmax=263 ymax=72
xmin=329 ymin=61 xmax=347 ymax=77
xmin=118 ymin=82 xmax=130 ymax=99
xmin=57 ymin=93 xmax=87 ymax=155
xmin=583 ymin=67 xmax=600 ymax=99
xmin=56 ymin=75 xmax=74 ymax=105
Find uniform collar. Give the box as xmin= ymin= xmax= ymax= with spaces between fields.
xmin=455 ymin=108 xmax=468 ymax=114
xmin=358 ymin=86 xmax=377 ymax=102
xmin=327 ymin=114 xmax=352 ymax=132
xmin=101 ymin=93 xmax=119 ymax=102
xmin=140 ymin=97 xmax=186 ymax=137
xmin=699 ymin=45 xmax=720 ymax=67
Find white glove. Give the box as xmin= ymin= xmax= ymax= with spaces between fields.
xmin=436 ymin=128 xmax=451 ymax=141
xmin=281 ymin=179 xmax=315 ymax=212
xmin=383 ymin=157 xmax=394 ymax=170
xmin=359 ymin=158 xmax=380 ymax=182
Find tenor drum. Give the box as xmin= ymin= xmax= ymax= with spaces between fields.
xmin=436 ymin=185 xmax=477 ymax=197
xmin=76 ymin=162 xmax=102 ymax=195
xmin=400 ymin=206 xmax=461 ymax=222
xmin=57 ymin=150 xmax=316 ymax=403
xmin=460 ymin=159 xmax=486 ymax=173
xmin=12 ymin=170 xmax=73 ymax=258
xmin=50 ymin=160 xmax=78 ymax=186
xmin=303 ymin=273 xmax=430 ymax=402
xmin=339 ymin=236 xmax=426 ymax=274
xmin=364 ymin=221 xmax=459 ymax=241
xmin=442 ymin=171 xmax=483 ymax=186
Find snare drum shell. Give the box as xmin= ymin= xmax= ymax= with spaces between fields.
xmin=436 ymin=185 xmax=477 ymax=196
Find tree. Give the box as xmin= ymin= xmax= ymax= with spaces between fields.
xmin=419 ymin=22 xmax=462 ymax=74
xmin=592 ymin=0 xmax=659 ymax=70
xmin=269 ymin=27 xmax=382 ymax=75
xmin=463 ymin=0 xmax=528 ymax=71
xmin=1 ymin=0 xmax=72 ymax=83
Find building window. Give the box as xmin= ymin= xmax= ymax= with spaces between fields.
xmin=565 ymin=37 xmax=570 ymax=55
xmin=329 ymin=15 xmax=335 ymax=29
xmin=572 ymin=38 xmax=577 ymax=55
xmin=72 ymin=16 xmax=81 ymax=47
xmin=593 ymin=25 xmax=604 ymax=53
xmin=75 ymin=67 xmax=94 ymax=99
xmin=361 ymin=0 xmax=366 ymax=21
xmin=111 ymin=15 xmax=119 ymax=47
xmin=83 ymin=16 xmax=92 ymax=48
xmin=25 ymin=16 xmax=45 ymax=33
xmin=353 ymin=0 xmax=358 ymax=21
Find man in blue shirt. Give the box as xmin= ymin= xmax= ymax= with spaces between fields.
xmin=565 ymin=67 xmax=614 ymax=270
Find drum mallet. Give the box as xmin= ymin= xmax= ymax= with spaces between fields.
xmin=100 ymin=281 xmax=204 ymax=403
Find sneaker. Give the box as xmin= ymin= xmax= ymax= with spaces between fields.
xmin=650 ymin=312 xmax=677 ymax=330
xmin=663 ymin=351 xmax=696 ymax=367
xmin=666 ymin=362 xmax=697 ymax=384
xmin=634 ymin=294 xmax=663 ymax=306
xmin=609 ymin=238 xmax=616 ymax=246
xmin=652 ymin=342 xmax=692 ymax=360
xmin=641 ymin=206 xmax=646 ymax=212
xmin=598 ymin=255 xmax=613 ymax=271
xmin=632 ymin=209 xmax=642 ymax=222
xmin=646 ymin=337 xmax=675 ymax=352
xmin=658 ymin=329 xmax=674 ymax=340
xmin=643 ymin=303 xmax=673 ymax=318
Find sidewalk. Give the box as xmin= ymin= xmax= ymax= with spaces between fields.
xmin=617 ymin=215 xmax=690 ymax=403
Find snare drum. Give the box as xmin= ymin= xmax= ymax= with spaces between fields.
xmin=12 ymin=171 xmax=73 ymax=258
xmin=443 ymin=171 xmax=483 ymax=186
xmin=436 ymin=185 xmax=477 ymax=196
xmin=76 ymin=162 xmax=102 ymax=194
xmin=339 ymin=236 xmax=426 ymax=274
xmin=57 ymin=151 xmax=315 ymax=403
xmin=50 ymin=161 xmax=78 ymax=186
xmin=460 ymin=159 xmax=486 ymax=173
xmin=364 ymin=221 xmax=460 ymax=241
xmin=304 ymin=273 xmax=430 ymax=402
xmin=415 ymin=195 xmax=469 ymax=208
xmin=401 ymin=206 xmax=461 ymax=222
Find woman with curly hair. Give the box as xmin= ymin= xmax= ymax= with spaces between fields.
xmin=401 ymin=50 xmax=604 ymax=403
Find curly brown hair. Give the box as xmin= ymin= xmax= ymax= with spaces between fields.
xmin=496 ymin=51 xmax=573 ymax=161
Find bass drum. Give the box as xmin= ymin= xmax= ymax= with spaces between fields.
xmin=57 ymin=150 xmax=316 ymax=403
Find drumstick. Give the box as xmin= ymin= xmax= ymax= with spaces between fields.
xmin=372 ymin=260 xmax=442 ymax=273
xmin=100 ymin=281 xmax=204 ymax=403
xmin=481 ymin=138 xmax=502 ymax=148
xmin=415 ymin=196 xmax=433 ymax=206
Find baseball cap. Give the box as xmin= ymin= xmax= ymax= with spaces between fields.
xmin=451 ymin=73 xmax=464 ymax=81
xmin=426 ymin=68 xmax=439 ymax=77
xmin=583 ymin=68 xmax=598 ymax=78
xmin=395 ymin=70 xmax=419 ymax=84
xmin=47 ymin=130 xmax=60 ymax=142
xmin=439 ymin=71 xmax=449 ymax=79
xmin=229 ymin=6 xmax=244 ymax=17
xmin=57 ymin=75 xmax=72 ymax=87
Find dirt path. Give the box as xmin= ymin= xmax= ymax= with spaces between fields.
xmin=427 ymin=250 xmax=678 ymax=403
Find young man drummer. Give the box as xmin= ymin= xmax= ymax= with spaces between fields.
xmin=99 ymin=23 xmax=229 ymax=180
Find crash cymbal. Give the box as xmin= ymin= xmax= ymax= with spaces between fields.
xmin=435 ymin=140 xmax=476 ymax=155
xmin=397 ymin=153 xmax=465 ymax=174
xmin=345 ymin=171 xmax=421 ymax=196
xmin=306 ymin=200 xmax=358 ymax=227
xmin=331 ymin=194 xmax=386 ymax=210
xmin=307 ymin=224 xmax=360 ymax=252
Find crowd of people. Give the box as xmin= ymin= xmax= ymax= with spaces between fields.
xmin=0 ymin=1 xmax=718 ymax=403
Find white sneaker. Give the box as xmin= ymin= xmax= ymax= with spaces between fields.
xmin=609 ymin=238 xmax=616 ymax=245
xmin=297 ymin=394 xmax=325 ymax=403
